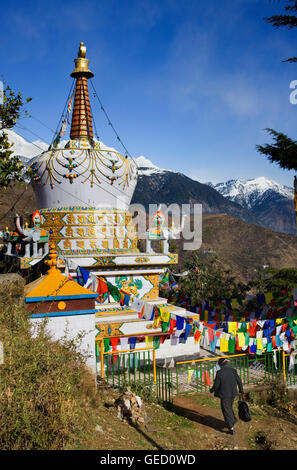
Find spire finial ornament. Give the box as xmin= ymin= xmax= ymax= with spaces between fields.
xmin=44 ymin=243 xmax=60 ymax=273
xmin=70 ymin=41 xmax=94 ymax=79
xmin=78 ymin=42 xmax=86 ymax=58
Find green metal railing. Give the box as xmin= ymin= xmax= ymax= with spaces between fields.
xmin=174 ymin=351 xmax=290 ymax=395
xmin=96 ymin=343 xmax=296 ymax=400
xmin=156 ymin=366 xmax=174 ymax=403
xmin=96 ymin=347 xmax=156 ymax=389
xmin=284 ymin=352 xmax=297 ymax=386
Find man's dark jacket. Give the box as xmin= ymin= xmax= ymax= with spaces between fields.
xmin=210 ymin=364 xmax=244 ymax=398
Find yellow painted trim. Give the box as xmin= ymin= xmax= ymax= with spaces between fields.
xmin=282 ymin=350 xmax=286 ymax=383
xmin=103 ymin=347 xmax=155 ymax=356
xmin=95 ymin=330 xmax=168 ymax=342
xmin=176 ymin=353 xmax=247 ymax=366
xmin=95 ymin=309 xmax=137 ymax=317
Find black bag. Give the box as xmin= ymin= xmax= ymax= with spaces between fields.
xmin=238 ymin=396 xmax=252 ymax=422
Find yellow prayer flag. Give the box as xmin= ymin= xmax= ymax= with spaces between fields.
xmin=145 ymin=336 xmax=153 ymax=347
xmin=228 ymin=322 xmax=238 ymax=335
xmin=220 ymin=335 xmax=229 ymax=353
xmin=265 ymin=292 xmax=273 ymax=304
xmin=187 ymin=369 xmax=194 ymax=383
xmin=238 ymin=332 xmax=245 ymax=348
xmin=231 ymin=298 xmax=238 ymax=309
xmin=153 ymin=316 xmax=161 ymax=328
xmin=159 ymin=307 xmax=170 ymax=323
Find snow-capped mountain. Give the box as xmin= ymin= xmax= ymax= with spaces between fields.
xmin=4 ymin=129 xmax=49 ymax=160
xmin=134 ymin=155 xmax=170 ymax=176
xmin=209 ymin=177 xmax=294 ymax=209
xmin=208 ymin=177 xmax=296 ymax=235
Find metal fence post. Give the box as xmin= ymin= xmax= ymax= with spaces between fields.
xmin=100 ymin=340 xmax=104 ymax=379
xmin=282 ymin=350 xmax=287 ymax=383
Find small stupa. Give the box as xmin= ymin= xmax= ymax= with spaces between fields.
xmin=25 ymin=243 xmax=98 ymax=318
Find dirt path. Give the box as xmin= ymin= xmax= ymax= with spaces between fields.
xmin=172 ymin=394 xmax=297 ymax=450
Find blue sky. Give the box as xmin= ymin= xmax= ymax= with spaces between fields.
xmin=2 ymin=0 xmax=297 ymax=186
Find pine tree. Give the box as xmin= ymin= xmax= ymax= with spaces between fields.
xmin=265 ymin=0 xmax=297 ymax=63
xmin=257 ymin=1 xmax=297 ymax=225
xmin=179 ymin=252 xmax=247 ymax=305
xmin=251 ymin=267 xmax=297 ymax=295
xmin=256 ymin=128 xmax=297 ymax=171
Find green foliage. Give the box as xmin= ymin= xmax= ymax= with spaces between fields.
xmin=256 ymin=128 xmax=297 ymax=172
xmin=0 ymin=286 xmax=99 ymax=450
xmin=179 ymin=252 xmax=248 ymax=304
xmin=0 ymin=84 xmax=31 ymax=130
xmin=265 ymin=0 xmax=297 ymax=62
xmin=0 ymin=131 xmax=26 ymax=188
xmin=168 ymin=239 xmax=178 ymax=253
xmin=122 ymin=381 xmax=160 ymax=404
xmin=257 ymin=2 xmax=297 ymax=180
xmin=250 ymin=267 xmax=297 ymax=295
xmin=0 ymin=83 xmax=32 ymax=188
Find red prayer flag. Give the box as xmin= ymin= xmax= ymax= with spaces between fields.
xmin=97 ymin=278 xmax=108 ymax=294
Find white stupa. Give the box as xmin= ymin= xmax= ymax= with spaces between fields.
xmin=28 ymin=42 xmax=139 ymax=259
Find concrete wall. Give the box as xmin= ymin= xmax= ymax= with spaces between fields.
xmin=30 ymin=313 xmax=96 ymax=373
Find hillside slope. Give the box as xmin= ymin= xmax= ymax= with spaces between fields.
xmin=0 ymin=183 xmax=36 ymax=229
xmin=176 ymin=214 xmax=297 ymax=282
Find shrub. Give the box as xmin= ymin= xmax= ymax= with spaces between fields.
xmin=0 ymin=287 xmax=97 ymax=450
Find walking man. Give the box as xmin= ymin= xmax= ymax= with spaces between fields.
xmin=210 ymin=358 xmax=244 ymax=435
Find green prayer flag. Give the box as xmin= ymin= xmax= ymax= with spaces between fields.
xmin=228 ymin=337 xmax=236 ymax=354
xmin=239 ymin=322 xmax=247 ymax=333
xmin=107 ymin=282 xmax=121 ymax=302
xmin=161 ymin=320 xmax=170 ymax=333
xmin=103 ymin=338 xmax=110 ymax=352
xmin=237 ymin=297 xmax=243 ymax=306
xmin=153 ymin=336 xmax=161 ymax=349
xmin=160 ymin=270 xmax=170 ymax=285
xmin=244 ymin=332 xmax=250 ymax=346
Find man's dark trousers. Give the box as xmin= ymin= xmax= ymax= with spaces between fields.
xmin=220 ymin=397 xmax=237 ymax=430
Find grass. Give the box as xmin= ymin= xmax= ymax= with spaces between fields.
xmin=186 ymin=392 xmax=221 ymax=409
xmin=0 ymin=284 xmax=101 ymax=450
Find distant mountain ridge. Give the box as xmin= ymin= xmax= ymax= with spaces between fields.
xmin=208 ymin=177 xmax=294 ymax=208
xmin=132 ymin=162 xmax=259 ymax=225
xmin=208 ymin=177 xmax=296 ymax=235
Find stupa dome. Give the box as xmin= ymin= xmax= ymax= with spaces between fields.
xmin=29 ymin=143 xmax=138 ymax=211
xmin=29 ymin=42 xmax=138 ymax=212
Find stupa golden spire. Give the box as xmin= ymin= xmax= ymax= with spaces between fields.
xmin=70 ymin=42 xmax=94 ymax=141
